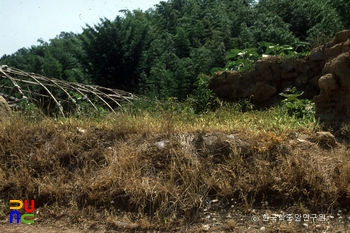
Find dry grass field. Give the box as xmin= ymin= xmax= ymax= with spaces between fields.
xmin=1 ymin=102 xmax=350 ymax=232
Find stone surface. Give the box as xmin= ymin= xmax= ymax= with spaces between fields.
xmin=248 ymin=83 xmax=277 ymax=102
xmin=315 ymin=51 xmax=350 ymax=126
xmin=309 ymin=47 xmax=325 ymax=61
xmin=208 ymin=71 xmax=243 ymax=100
xmin=209 ymin=29 xmax=350 ymax=127
xmin=324 ymin=43 xmax=343 ymax=61
xmin=209 ymin=55 xmax=323 ymax=106
xmin=0 ymin=96 xmax=12 ymax=119
xmin=342 ymin=40 xmax=350 ymax=53
xmin=318 ymin=73 xmax=339 ymax=93
xmin=331 ymin=29 xmax=350 ymax=45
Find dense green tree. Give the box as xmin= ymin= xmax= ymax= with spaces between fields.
xmin=1 ymin=32 xmax=89 ymax=83
xmin=1 ymin=0 xmax=348 ymax=102
xmin=239 ymin=13 xmax=298 ymax=48
xmin=255 ymin=0 xmax=343 ymax=44
xmin=48 ymin=32 xmax=88 ymax=83
xmin=174 ymin=27 xmax=191 ymax=58
xmin=138 ymin=30 xmax=178 ymax=98
xmin=80 ymin=11 xmax=152 ymax=91
xmin=174 ymin=57 xmax=195 ymax=100
xmin=330 ymin=0 xmax=350 ymax=28
xmin=42 ymin=50 xmax=62 ymax=79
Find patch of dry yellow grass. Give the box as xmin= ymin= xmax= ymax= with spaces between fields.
xmin=1 ymin=107 xmax=347 ymax=231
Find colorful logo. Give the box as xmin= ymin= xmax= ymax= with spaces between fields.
xmin=9 ymin=200 xmax=35 ymax=224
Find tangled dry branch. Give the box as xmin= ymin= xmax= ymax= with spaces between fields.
xmin=0 ymin=65 xmax=135 ymax=117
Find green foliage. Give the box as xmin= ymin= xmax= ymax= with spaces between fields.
xmin=259 ymin=41 xmax=310 ymax=58
xmin=330 ymin=0 xmax=350 ymax=28
xmin=255 ymin=0 xmax=343 ymax=44
xmin=340 ymin=122 xmax=350 ymax=141
xmin=259 ymin=42 xmax=296 ymax=56
xmin=236 ymin=97 xmax=255 ymax=112
xmin=239 ymin=13 xmax=299 ymax=47
xmin=191 ymin=74 xmax=220 ymax=113
xmin=0 ymin=0 xmax=348 ymax=104
xmin=121 ymin=96 xmax=195 ymax=120
xmin=80 ymin=13 xmax=152 ymax=91
xmin=279 ymin=87 xmax=314 ymax=119
xmin=0 ymin=32 xmax=90 ymax=84
xmin=223 ymin=48 xmax=259 ymax=72
xmin=42 ymin=50 xmax=63 ymax=79
xmin=216 ymin=41 xmax=305 ymax=74
xmin=17 ymin=99 xmax=44 ymax=120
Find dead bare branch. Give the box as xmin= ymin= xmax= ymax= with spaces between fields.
xmin=0 ymin=65 xmax=135 ymax=116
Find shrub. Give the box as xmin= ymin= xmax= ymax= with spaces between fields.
xmin=279 ymin=87 xmax=314 ymax=119
xmin=17 ymin=99 xmax=44 ymax=121
xmin=191 ymin=74 xmax=221 ymax=114
xmin=222 ymin=48 xmax=260 ymax=72
xmin=212 ymin=41 xmax=307 ymax=74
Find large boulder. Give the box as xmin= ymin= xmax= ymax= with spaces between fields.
xmin=313 ymin=29 xmax=350 ymax=126
xmin=329 ymin=29 xmax=350 ymax=46
xmin=314 ymin=52 xmax=350 ymax=125
xmin=0 ymin=96 xmax=12 ymax=119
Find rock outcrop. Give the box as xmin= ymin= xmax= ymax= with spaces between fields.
xmin=0 ymin=96 xmax=12 ymax=119
xmin=209 ymin=29 xmax=350 ymax=126
xmin=209 ymin=50 xmax=323 ymax=106
xmin=313 ymin=30 xmax=350 ymax=126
